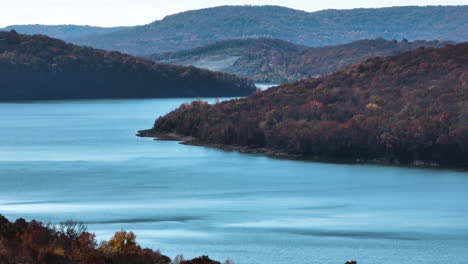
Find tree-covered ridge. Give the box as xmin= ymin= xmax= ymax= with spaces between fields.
xmin=150 ymin=38 xmax=451 ymax=83
xmin=0 ymin=25 xmax=128 ymax=41
xmin=0 ymin=215 xmax=221 ymax=264
xmin=74 ymin=5 xmax=468 ymax=55
xmin=147 ymin=43 xmax=468 ymax=167
xmin=150 ymin=38 xmax=307 ymax=60
xmin=148 ymin=38 xmax=307 ymax=82
xmin=0 ymin=31 xmax=255 ymax=101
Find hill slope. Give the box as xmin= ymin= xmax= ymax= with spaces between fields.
xmin=75 ymin=5 xmax=468 ymax=55
xmin=140 ymin=43 xmax=468 ymax=167
xmin=150 ymin=38 xmax=451 ymax=83
xmin=149 ymin=38 xmax=307 ymax=82
xmin=0 ymin=24 xmax=127 ymax=40
xmin=0 ymin=31 xmax=255 ymax=101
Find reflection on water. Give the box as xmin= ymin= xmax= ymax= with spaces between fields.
xmin=0 ymin=98 xmax=467 ymax=264
xmin=255 ymin=83 xmax=279 ymax=90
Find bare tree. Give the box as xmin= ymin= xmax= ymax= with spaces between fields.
xmin=172 ymin=254 xmax=184 ymax=264
xmin=58 ymin=220 xmax=87 ymax=239
xmin=224 ymin=258 xmax=235 ymax=264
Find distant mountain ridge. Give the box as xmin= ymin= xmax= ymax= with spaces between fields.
xmin=148 ymin=38 xmax=307 ymax=82
xmin=72 ymin=5 xmax=468 ymax=55
xmin=0 ymin=31 xmax=255 ymax=101
xmin=0 ymin=25 xmax=128 ymax=40
xmin=150 ymin=38 xmax=452 ymax=82
xmin=142 ymin=43 xmax=468 ymax=167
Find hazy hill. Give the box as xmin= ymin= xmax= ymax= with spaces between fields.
xmin=0 ymin=24 xmax=128 ymax=40
xmin=141 ymin=43 xmax=468 ymax=167
xmin=150 ymin=38 xmax=451 ymax=83
xmin=0 ymin=31 xmax=255 ymax=101
xmin=74 ymin=5 xmax=468 ymax=55
xmin=148 ymin=38 xmax=307 ymax=82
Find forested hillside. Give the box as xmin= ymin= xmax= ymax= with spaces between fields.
xmin=74 ymin=5 xmax=468 ymax=55
xmin=142 ymin=43 xmax=468 ymax=167
xmin=151 ymin=38 xmax=451 ymax=82
xmin=0 ymin=31 xmax=255 ymax=101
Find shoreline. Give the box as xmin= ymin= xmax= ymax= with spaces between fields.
xmin=137 ymin=130 xmax=468 ymax=171
xmin=137 ymin=129 xmax=303 ymax=158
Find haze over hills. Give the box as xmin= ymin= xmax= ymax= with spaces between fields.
xmin=0 ymin=25 xmax=128 ymax=40
xmin=150 ymin=38 xmax=452 ymax=83
xmin=141 ymin=43 xmax=468 ymax=167
xmin=0 ymin=31 xmax=255 ymax=101
xmin=148 ymin=38 xmax=307 ymax=82
xmin=71 ymin=5 xmax=468 ymax=55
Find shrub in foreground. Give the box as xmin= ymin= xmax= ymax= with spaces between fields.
xmin=0 ymin=215 xmax=219 ymax=264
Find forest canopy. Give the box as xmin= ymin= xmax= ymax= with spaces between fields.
xmin=150 ymin=38 xmax=451 ymax=83
xmin=73 ymin=5 xmax=468 ymax=55
xmin=0 ymin=30 xmax=255 ymax=101
xmin=0 ymin=215 xmax=223 ymax=264
xmin=146 ymin=43 xmax=468 ymax=167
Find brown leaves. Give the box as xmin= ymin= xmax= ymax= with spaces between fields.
xmin=0 ymin=216 xmax=171 ymax=264
xmin=151 ymin=43 xmax=468 ymax=166
xmin=99 ymin=231 xmax=139 ymax=254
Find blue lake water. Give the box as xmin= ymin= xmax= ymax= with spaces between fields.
xmin=254 ymin=83 xmax=278 ymax=90
xmin=0 ymin=98 xmax=468 ymax=264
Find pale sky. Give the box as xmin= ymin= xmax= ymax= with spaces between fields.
xmin=0 ymin=0 xmax=467 ymax=27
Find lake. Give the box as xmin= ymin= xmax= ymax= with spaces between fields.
xmin=0 ymin=98 xmax=467 ymax=264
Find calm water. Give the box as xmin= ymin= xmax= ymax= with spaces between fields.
xmin=255 ymin=83 xmax=278 ymax=90
xmin=1 ymin=98 xmax=468 ymax=264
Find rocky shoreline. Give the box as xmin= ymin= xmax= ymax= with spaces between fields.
xmin=137 ymin=129 xmax=299 ymax=158
xmin=137 ymin=130 xmax=448 ymax=169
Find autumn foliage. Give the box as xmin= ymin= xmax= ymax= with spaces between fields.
xmin=150 ymin=43 xmax=468 ymax=166
xmin=0 ymin=215 xmax=220 ymax=264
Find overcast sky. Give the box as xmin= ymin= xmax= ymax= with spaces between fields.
xmin=0 ymin=0 xmax=466 ymax=27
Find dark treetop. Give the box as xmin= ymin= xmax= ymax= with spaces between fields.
xmin=0 ymin=30 xmax=255 ymax=101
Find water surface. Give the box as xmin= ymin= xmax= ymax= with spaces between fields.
xmin=0 ymin=98 xmax=467 ymax=264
